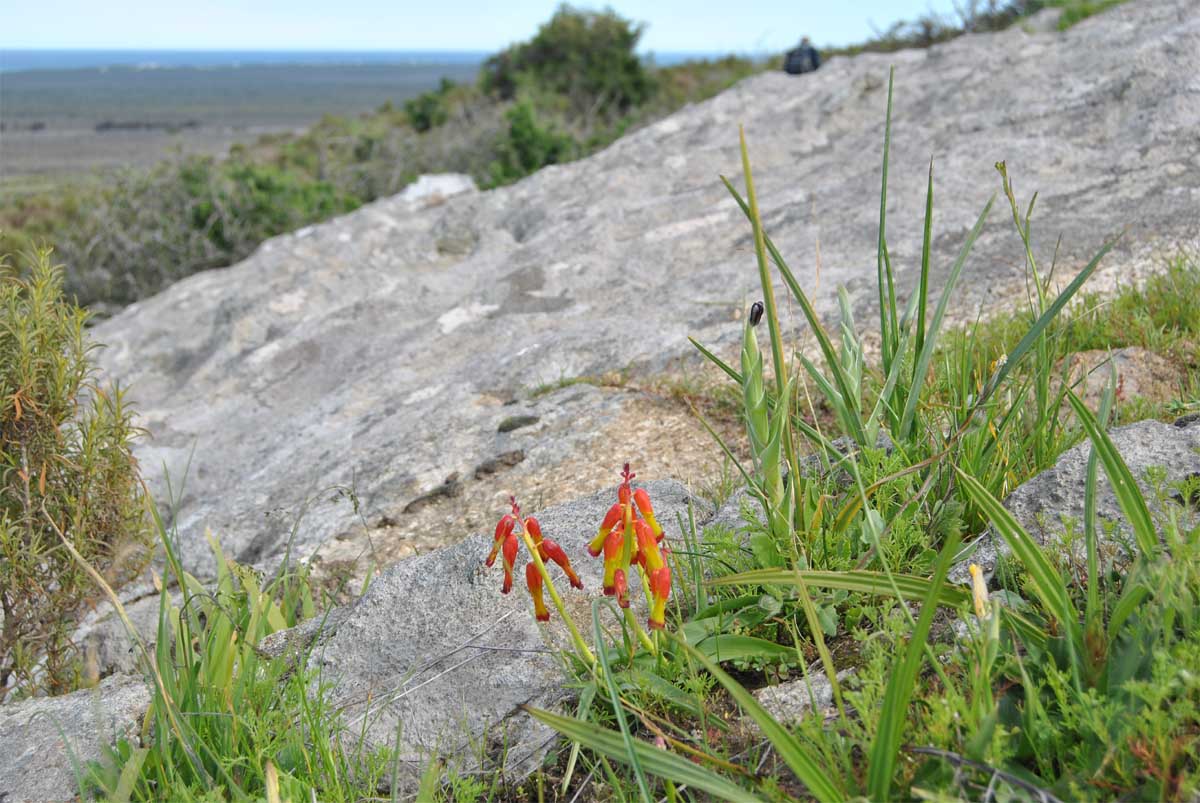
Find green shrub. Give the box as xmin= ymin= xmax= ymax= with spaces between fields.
xmin=26 ymin=155 xmax=357 ymax=310
xmin=0 ymin=251 xmax=150 ymax=699
xmin=404 ymin=77 xmax=458 ymax=132
xmin=488 ymin=102 xmax=577 ymax=186
xmin=480 ymin=4 xmax=654 ymax=115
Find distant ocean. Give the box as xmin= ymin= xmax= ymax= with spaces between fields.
xmin=0 ymin=49 xmax=717 ymax=74
xmin=0 ymin=49 xmax=488 ymax=73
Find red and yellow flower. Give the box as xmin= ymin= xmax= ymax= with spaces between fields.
xmin=588 ymin=464 xmax=672 ymax=630
xmin=486 ymin=497 xmax=583 ymax=622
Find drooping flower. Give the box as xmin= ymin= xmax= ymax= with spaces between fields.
xmin=590 ymin=464 xmax=672 ymax=631
xmin=487 ymin=497 xmax=583 ymax=622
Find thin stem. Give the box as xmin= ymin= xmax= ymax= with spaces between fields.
xmin=521 ymin=530 xmax=596 ymax=666
xmin=623 ymin=606 xmax=657 ymax=655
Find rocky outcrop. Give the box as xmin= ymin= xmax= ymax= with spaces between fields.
xmin=259 ymin=480 xmax=710 ymax=790
xmin=0 ymin=674 xmax=150 ymax=803
xmin=959 ymin=414 xmax=1200 ymax=581
xmin=94 ymin=0 xmax=1199 ymax=581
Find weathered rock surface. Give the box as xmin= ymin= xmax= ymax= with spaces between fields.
xmin=753 ymin=669 xmax=852 ymax=725
xmin=94 ymin=0 xmax=1200 ymax=578
xmin=958 ymin=415 xmax=1200 ymax=581
xmin=396 ymin=172 xmax=477 ymax=207
xmin=0 ymin=674 xmax=150 ymax=803
xmin=260 ymin=480 xmax=709 ymax=789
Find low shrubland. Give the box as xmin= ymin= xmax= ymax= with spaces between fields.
xmin=0 ymin=6 xmax=767 ymax=312
xmin=0 ymin=1 xmax=1127 ymax=313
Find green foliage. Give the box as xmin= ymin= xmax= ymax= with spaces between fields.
xmin=480 ymin=5 xmax=654 ymax=115
xmin=0 ymin=251 xmax=149 ymax=699
xmin=404 ymin=77 xmax=459 ymax=132
xmin=3 ymin=155 xmax=357 ymax=309
xmin=487 ymin=102 xmax=577 ymax=186
xmin=82 ymin=507 xmax=387 ymax=800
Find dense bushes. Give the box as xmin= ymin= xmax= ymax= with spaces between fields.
xmin=0 ymin=252 xmax=149 ymax=699
xmin=487 ymin=102 xmax=578 ymax=185
xmin=3 ymin=155 xmax=356 ymax=310
xmin=481 ymin=5 xmax=654 ymax=115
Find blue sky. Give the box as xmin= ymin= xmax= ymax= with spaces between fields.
xmin=4 ymin=0 xmax=963 ymax=53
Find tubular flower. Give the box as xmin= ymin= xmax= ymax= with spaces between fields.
xmin=528 ymin=517 xmax=584 ymax=590
xmin=633 ymin=488 xmax=662 ymax=541
xmin=968 ymin=563 xmax=990 ymax=619
xmin=589 ymin=503 xmax=622 ymax=557
xmin=590 ymin=464 xmax=673 ymax=631
xmin=648 ymin=567 xmax=671 ymax=630
xmin=526 ymin=562 xmax=549 ymax=621
xmin=487 ymin=514 xmax=516 ymax=567
xmin=486 ymin=497 xmax=583 ymax=622
xmin=500 ymin=530 xmax=519 ymax=595
xmin=602 ymin=527 xmax=623 ymax=596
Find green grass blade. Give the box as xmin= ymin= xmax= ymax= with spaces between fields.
xmin=1066 ymin=389 xmax=1158 ymax=557
xmin=898 ymin=194 xmax=996 ymax=440
xmin=671 ymin=636 xmax=842 ymax=803
xmin=738 ymin=127 xmax=788 ymax=397
xmin=593 ymin=599 xmax=653 ymax=803
xmin=689 ymin=337 xmax=743 ymax=385
xmin=955 ymin=469 xmax=1080 ymax=645
xmin=914 ymin=158 xmax=934 ymax=357
xmin=416 ymin=755 xmax=442 ymax=802
xmin=707 ymin=568 xmax=970 ymax=609
xmin=1084 ymin=365 xmax=1117 ymax=647
xmin=720 ymin=177 xmax=869 ymax=446
xmin=985 ymin=239 xmax=1114 ymax=397
xmin=696 ymin=634 xmax=798 ymax=663
xmin=867 ymin=531 xmax=960 ymax=801
xmin=877 ymin=68 xmax=896 ymax=374
xmin=526 ymin=707 xmax=763 ymax=802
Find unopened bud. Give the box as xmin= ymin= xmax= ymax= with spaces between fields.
xmin=749 ymin=301 xmax=764 ymax=327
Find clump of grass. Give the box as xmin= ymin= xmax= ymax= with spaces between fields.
xmin=80 ymin=500 xmax=391 ymax=801
xmin=0 ymin=250 xmax=150 ymax=700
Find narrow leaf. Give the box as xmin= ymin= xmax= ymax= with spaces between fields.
xmin=527 ymin=706 xmax=763 ymax=802
xmin=672 ymin=636 xmax=842 ymax=803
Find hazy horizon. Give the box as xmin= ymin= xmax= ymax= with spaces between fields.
xmin=0 ymin=48 xmax=726 ymax=74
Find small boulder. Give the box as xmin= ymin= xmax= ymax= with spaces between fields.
xmin=397 ymin=173 xmax=477 ymax=208
xmin=0 ymin=674 xmax=150 ymax=803
xmin=753 ymin=669 xmax=853 ymax=725
xmin=957 ymin=415 xmax=1200 ymax=582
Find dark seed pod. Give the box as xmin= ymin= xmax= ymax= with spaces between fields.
xmin=749 ymin=301 xmax=764 ymax=327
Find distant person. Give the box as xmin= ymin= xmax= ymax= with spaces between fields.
xmin=784 ymin=37 xmax=821 ymax=75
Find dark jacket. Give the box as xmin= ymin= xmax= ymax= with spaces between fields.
xmin=784 ymin=44 xmax=820 ymax=75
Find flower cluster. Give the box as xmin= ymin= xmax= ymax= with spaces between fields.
xmin=587 ymin=464 xmax=672 ymax=629
xmin=486 ymin=497 xmax=582 ymax=621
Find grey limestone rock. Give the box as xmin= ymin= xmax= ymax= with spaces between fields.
xmin=957 ymin=415 xmax=1200 ymax=582
xmin=93 ymin=0 xmax=1200 ymax=579
xmin=753 ymin=669 xmax=854 ymax=725
xmin=0 ymin=674 xmax=150 ymax=803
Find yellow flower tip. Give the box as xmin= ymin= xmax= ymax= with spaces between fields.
xmin=968 ymin=563 xmax=990 ymax=618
